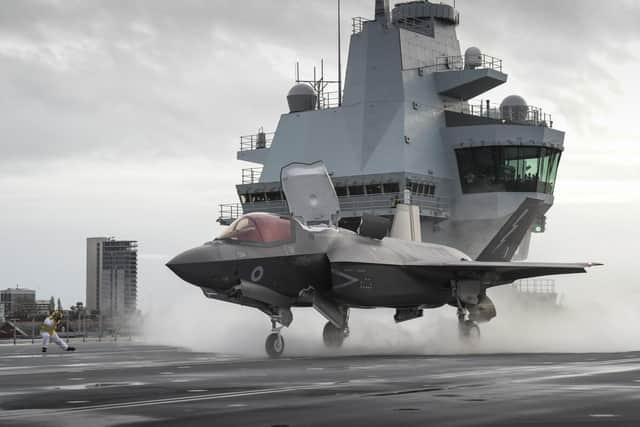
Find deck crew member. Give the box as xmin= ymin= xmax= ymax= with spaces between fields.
xmin=40 ymin=310 xmax=75 ymax=353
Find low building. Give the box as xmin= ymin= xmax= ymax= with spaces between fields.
xmin=20 ymin=300 xmax=52 ymax=318
xmin=0 ymin=287 xmax=36 ymax=318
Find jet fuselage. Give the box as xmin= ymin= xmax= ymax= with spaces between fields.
xmin=167 ymin=219 xmax=469 ymax=309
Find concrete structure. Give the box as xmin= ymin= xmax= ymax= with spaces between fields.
xmin=222 ymin=0 xmax=561 ymax=261
xmin=0 ymin=287 xmax=36 ymax=318
xmin=86 ymin=237 xmax=138 ymax=317
xmin=20 ymin=300 xmax=52 ymax=318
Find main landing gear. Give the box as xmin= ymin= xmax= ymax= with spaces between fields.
xmin=457 ymin=307 xmax=480 ymax=340
xmin=322 ymin=322 xmax=348 ymax=348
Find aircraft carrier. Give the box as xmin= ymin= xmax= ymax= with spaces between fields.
xmin=221 ymin=0 xmax=560 ymax=260
xmin=2 ymin=341 xmax=640 ymax=426
xmin=2 ymin=2 xmax=623 ymax=426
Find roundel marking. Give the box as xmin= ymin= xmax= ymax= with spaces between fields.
xmin=251 ymin=265 xmax=264 ymax=282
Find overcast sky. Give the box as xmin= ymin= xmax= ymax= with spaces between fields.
xmin=1 ymin=0 xmax=639 ymax=337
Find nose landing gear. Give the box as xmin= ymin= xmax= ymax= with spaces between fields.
xmin=265 ymin=316 xmax=287 ymax=358
xmin=265 ymin=331 xmax=285 ymax=358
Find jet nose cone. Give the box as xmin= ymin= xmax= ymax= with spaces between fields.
xmin=166 ymin=245 xmax=216 ymax=286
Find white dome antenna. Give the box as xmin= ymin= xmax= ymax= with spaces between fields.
xmin=465 ymin=47 xmax=482 ymax=69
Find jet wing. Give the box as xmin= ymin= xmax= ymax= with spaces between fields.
xmin=403 ymin=260 xmax=602 ymax=286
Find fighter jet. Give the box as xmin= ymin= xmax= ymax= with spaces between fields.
xmin=167 ymin=162 xmax=600 ymax=357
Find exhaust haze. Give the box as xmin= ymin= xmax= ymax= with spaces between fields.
xmin=141 ymin=198 xmax=640 ymax=357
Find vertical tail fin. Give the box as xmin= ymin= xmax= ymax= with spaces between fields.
xmin=476 ymin=198 xmax=549 ymax=262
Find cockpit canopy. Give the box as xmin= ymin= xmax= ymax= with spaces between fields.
xmin=216 ymin=213 xmax=293 ymax=243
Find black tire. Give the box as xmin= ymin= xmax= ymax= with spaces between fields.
xmin=322 ymin=322 xmax=346 ymax=348
xmin=265 ymin=333 xmax=285 ymax=358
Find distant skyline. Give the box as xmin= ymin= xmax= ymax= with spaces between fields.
xmin=1 ymin=0 xmax=638 ymax=321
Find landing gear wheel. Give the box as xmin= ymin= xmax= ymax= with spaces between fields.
xmin=459 ymin=320 xmax=480 ymax=340
xmin=322 ymin=322 xmax=346 ymax=348
xmin=265 ymin=333 xmax=285 ymax=358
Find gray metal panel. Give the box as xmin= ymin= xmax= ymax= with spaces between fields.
xmin=434 ymin=69 xmax=507 ymax=100
xmin=442 ymin=125 xmax=565 ymax=151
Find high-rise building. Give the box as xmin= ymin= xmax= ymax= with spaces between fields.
xmin=86 ymin=237 xmax=138 ymax=317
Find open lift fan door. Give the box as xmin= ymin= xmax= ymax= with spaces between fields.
xmin=280 ymin=161 xmax=340 ymax=226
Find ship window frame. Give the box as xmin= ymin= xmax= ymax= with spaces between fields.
xmin=335 ymin=186 xmax=348 ymax=197
xmin=455 ymin=145 xmax=561 ymax=194
xmin=348 ymin=185 xmax=365 ymax=196
xmin=265 ymin=191 xmax=282 ymax=201
xmin=383 ymin=183 xmax=400 ymax=193
xmin=366 ymin=184 xmax=383 ymax=194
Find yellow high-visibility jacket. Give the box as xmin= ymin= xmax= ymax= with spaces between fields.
xmin=39 ymin=316 xmax=57 ymax=335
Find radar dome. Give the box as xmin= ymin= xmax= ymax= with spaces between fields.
xmin=464 ymin=47 xmax=482 ymax=69
xmin=500 ymin=95 xmax=529 ymax=122
xmin=287 ymin=84 xmax=317 ymax=113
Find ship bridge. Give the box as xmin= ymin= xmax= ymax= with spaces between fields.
xmin=221 ymin=0 xmax=565 ymax=260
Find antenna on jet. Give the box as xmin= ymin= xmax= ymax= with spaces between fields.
xmin=375 ymin=0 xmax=390 ymax=24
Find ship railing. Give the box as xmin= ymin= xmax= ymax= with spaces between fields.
xmin=217 ymin=203 xmax=243 ymax=225
xmin=352 ymin=17 xmax=369 ymax=34
xmin=241 ymin=167 xmax=263 ymax=184
xmin=512 ymin=279 xmax=556 ymax=294
xmin=446 ymin=101 xmax=553 ymax=127
xmin=339 ymin=193 xmax=449 ymax=217
xmin=239 ymin=131 xmax=274 ymax=151
xmin=427 ymin=54 xmax=503 ymax=73
xmin=409 ymin=194 xmax=450 ymax=218
xmin=232 ymin=192 xmax=449 ymax=221
xmin=319 ymin=91 xmax=341 ymax=109
xmin=242 ymin=200 xmax=289 ymax=216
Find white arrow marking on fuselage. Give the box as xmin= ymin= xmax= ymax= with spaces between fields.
xmin=332 ymin=270 xmax=360 ymax=290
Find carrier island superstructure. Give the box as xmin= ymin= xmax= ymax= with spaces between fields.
xmin=220 ymin=0 xmax=563 ymax=260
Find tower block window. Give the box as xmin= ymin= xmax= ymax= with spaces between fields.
xmin=455 ymin=146 xmax=562 ymax=194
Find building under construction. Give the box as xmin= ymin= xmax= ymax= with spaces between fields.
xmin=86 ymin=237 xmax=138 ymax=317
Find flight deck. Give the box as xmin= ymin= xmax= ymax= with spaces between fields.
xmin=1 ymin=342 xmax=639 ymax=426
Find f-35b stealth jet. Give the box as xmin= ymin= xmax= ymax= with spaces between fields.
xmin=167 ymin=162 xmax=600 ymax=357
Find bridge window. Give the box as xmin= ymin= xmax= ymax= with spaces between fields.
xmin=265 ymin=191 xmax=282 ymax=201
xmin=348 ymin=185 xmax=365 ymax=196
xmin=249 ymin=193 xmax=266 ymax=203
xmin=383 ymin=183 xmax=400 ymax=193
xmin=455 ymin=146 xmax=561 ymax=194
xmin=366 ymin=184 xmax=382 ymax=194
xmin=335 ymin=186 xmax=347 ymax=197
